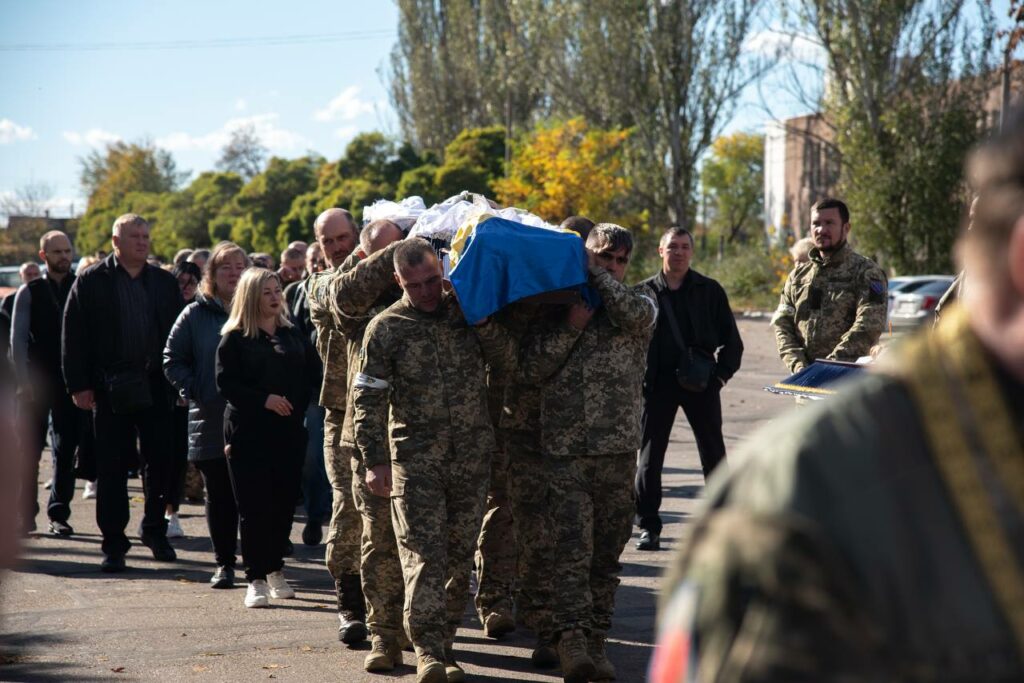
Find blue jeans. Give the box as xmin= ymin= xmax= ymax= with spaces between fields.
xmin=301 ymin=403 xmax=330 ymax=524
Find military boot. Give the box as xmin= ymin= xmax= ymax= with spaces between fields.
xmin=482 ymin=609 xmax=516 ymax=639
xmin=588 ymin=631 xmax=616 ymax=680
xmin=444 ymin=644 xmax=465 ymax=683
xmin=557 ymin=629 xmax=596 ymax=683
xmin=364 ymin=634 xmax=401 ymax=672
xmin=530 ymin=632 xmax=558 ymax=669
xmin=415 ymin=654 xmax=447 ymax=683
xmin=336 ymin=575 xmax=367 ymax=644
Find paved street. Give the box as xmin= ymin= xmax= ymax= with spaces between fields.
xmin=0 ymin=319 xmax=791 ymax=682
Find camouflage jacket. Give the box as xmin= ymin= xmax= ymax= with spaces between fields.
xmin=351 ymin=291 xmax=509 ymax=470
xmin=305 ymin=264 xmax=350 ymax=411
xmin=520 ymin=267 xmax=657 ymax=457
xmin=307 ymin=244 xmax=402 ymax=446
xmin=654 ymin=316 xmax=1024 ymax=682
xmin=771 ymin=242 xmax=887 ymax=373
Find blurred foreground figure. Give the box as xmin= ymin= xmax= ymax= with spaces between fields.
xmin=652 ymin=112 xmax=1024 ymax=682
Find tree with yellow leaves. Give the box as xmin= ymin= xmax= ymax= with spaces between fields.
xmin=495 ymin=118 xmax=636 ymax=226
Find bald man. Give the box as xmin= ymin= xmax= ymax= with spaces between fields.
xmin=62 ymin=214 xmax=184 ymax=572
xmin=12 ymin=231 xmax=80 ymax=536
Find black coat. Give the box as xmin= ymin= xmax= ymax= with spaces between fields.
xmin=62 ymin=253 xmax=184 ymax=399
xmin=163 ymin=293 xmax=229 ymax=461
xmin=640 ymin=269 xmax=744 ymax=391
xmin=215 ymin=324 xmax=319 ymax=458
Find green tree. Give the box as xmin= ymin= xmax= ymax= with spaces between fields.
xmin=389 ymin=0 xmax=542 ymax=153
xmin=793 ymin=0 xmax=995 ymax=273
xmin=434 ymin=126 xmax=506 ymax=198
xmin=225 ymin=156 xmax=320 ymax=253
xmin=159 ymin=171 xmax=245 ymax=253
xmin=701 ymin=132 xmax=765 ymax=244
xmin=79 ymin=140 xmax=186 ymax=207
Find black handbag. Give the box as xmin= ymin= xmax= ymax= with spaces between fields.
xmin=103 ymin=366 xmax=153 ymax=414
xmin=658 ymin=291 xmax=715 ymax=392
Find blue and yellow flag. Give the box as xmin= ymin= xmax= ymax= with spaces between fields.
xmin=448 ymin=216 xmax=587 ymax=324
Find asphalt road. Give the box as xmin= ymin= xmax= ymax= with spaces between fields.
xmin=0 ymin=318 xmax=792 ymax=683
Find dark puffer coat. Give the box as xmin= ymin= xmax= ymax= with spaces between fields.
xmin=163 ymin=293 xmax=229 ymax=461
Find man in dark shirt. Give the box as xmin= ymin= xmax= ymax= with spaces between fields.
xmin=635 ymin=226 xmax=743 ymax=551
xmin=62 ymin=214 xmax=184 ymax=572
xmin=11 ymin=231 xmax=80 ymax=536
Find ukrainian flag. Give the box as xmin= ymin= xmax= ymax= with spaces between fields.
xmin=448 ymin=215 xmax=588 ymax=324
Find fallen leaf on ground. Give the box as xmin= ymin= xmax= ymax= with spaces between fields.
xmin=201 ymin=652 xmax=224 ymax=657
xmin=300 ymin=646 xmax=312 ymax=652
xmin=261 ymin=664 xmax=289 ymax=669
xmin=193 ymin=665 xmax=209 ymax=672
xmin=111 ymin=667 xmax=125 ymax=673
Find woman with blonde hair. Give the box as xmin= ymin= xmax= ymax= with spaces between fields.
xmin=215 ymin=267 xmax=319 ymax=608
xmin=164 ymin=242 xmax=249 ymax=587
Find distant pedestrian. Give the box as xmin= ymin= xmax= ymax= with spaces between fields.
xmin=164 ymin=242 xmax=250 ymax=588
xmin=635 ymin=226 xmax=743 ymax=552
xmin=11 ymin=231 xmax=81 ymax=536
xmin=62 ymin=213 xmax=185 ymax=572
xmin=216 ymin=268 xmax=319 ymax=608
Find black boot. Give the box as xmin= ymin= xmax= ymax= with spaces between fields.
xmin=337 ymin=574 xmax=367 ymax=644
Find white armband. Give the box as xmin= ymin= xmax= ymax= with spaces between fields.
xmin=354 ymin=372 xmax=389 ymax=390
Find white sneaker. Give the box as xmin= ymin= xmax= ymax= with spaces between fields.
xmin=266 ymin=570 xmax=295 ymax=599
xmin=165 ymin=513 xmax=185 ymax=538
xmin=245 ymin=580 xmax=270 ymax=608
xmin=82 ymin=481 xmax=97 ymax=500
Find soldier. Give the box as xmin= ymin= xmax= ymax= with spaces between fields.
xmin=307 ymin=217 xmax=406 ymax=673
xmin=772 ymin=198 xmax=887 ymax=373
xmin=303 ymin=208 xmax=364 ymax=643
xmin=520 ymin=224 xmax=657 ymax=683
xmin=352 ymin=240 xmax=510 ymax=683
xmin=651 ymin=114 xmax=1024 ymax=682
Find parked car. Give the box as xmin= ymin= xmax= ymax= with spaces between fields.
xmin=886 ymin=275 xmax=956 ymax=318
xmin=0 ymin=265 xmax=23 ymax=299
xmin=888 ymin=276 xmax=956 ymax=331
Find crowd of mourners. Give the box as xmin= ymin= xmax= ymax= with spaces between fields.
xmin=10 ymin=193 xmax=869 ymax=683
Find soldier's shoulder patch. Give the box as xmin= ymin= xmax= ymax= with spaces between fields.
xmin=867 ymin=278 xmax=886 ymax=304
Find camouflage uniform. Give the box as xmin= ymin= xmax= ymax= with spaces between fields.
xmin=308 ymin=243 xmax=405 ymax=640
xmin=653 ymin=309 xmax=1024 ymax=682
xmin=494 ymin=304 xmax=558 ymax=640
xmin=473 ymin=376 xmax=516 ymax=625
xmin=521 ymin=267 xmax=657 ymax=634
xmin=772 ymin=242 xmax=887 ymax=373
xmin=305 ymin=265 xmax=360 ymax=580
xmin=352 ymin=292 xmax=509 ymax=660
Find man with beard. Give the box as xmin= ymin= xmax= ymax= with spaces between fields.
xmin=11 ymin=231 xmax=80 ymax=536
xmin=772 ymin=198 xmax=887 ymax=373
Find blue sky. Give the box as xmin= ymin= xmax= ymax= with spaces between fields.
xmin=0 ymin=1 xmax=1013 ymax=218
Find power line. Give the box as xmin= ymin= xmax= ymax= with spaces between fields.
xmin=0 ymin=30 xmax=396 ymax=53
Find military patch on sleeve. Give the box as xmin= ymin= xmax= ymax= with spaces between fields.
xmin=867 ymin=279 xmax=886 ymax=304
xmin=354 ymin=372 xmax=388 ymax=390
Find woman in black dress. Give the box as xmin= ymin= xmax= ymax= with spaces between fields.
xmin=215 ymin=267 xmax=319 ymax=608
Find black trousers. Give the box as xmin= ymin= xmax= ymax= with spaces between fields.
xmin=93 ymin=396 xmax=175 ymax=556
xmin=194 ymin=458 xmax=239 ymax=569
xmin=635 ymin=380 xmax=726 ymax=535
xmin=168 ymin=405 xmax=189 ymax=508
xmin=227 ymin=438 xmax=304 ymax=582
xmin=19 ymin=386 xmax=81 ymax=524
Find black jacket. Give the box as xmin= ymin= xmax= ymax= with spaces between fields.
xmin=215 ymin=324 xmax=319 ymax=457
xmin=640 ymin=269 xmax=744 ymax=391
xmin=163 ymin=293 xmax=229 ymax=461
xmin=62 ymin=253 xmax=184 ymax=397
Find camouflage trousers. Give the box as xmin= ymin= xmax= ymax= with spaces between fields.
xmin=350 ymin=455 xmax=405 ymax=639
xmin=506 ymin=441 xmax=555 ymax=637
xmin=548 ymin=452 xmax=635 ymax=634
xmin=391 ymin=454 xmax=490 ymax=660
xmin=474 ymin=449 xmax=516 ymax=621
xmin=323 ymin=409 xmax=361 ymax=579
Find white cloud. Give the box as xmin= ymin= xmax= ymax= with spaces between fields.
xmin=314 ymin=86 xmax=375 ymax=123
xmin=155 ymin=113 xmax=307 ymax=153
xmin=0 ymin=118 xmax=37 ymax=144
xmin=744 ymin=29 xmax=825 ymax=64
xmin=62 ymin=128 xmax=122 ymax=147
xmin=334 ymin=125 xmax=358 ymax=141
xmin=234 ymin=98 xmax=248 ymax=111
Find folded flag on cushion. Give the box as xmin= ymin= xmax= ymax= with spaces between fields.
xmin=764 ymin=360 xmax=864 ymax=400
xmin=448 ymin=215 xmax=587 ymax=324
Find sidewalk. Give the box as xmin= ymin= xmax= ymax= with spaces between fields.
xmin=0 ymin=320 xmax=788 ymax=682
